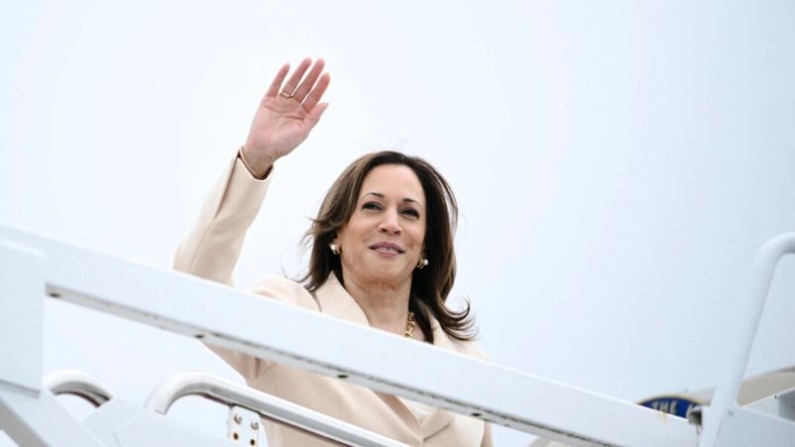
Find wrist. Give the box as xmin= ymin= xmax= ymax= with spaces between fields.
xmin=238 ymin=145 xmax=274 ymax=180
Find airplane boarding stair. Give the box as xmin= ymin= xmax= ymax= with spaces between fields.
xmin=1 ymin=224 xmax=794 ymax=446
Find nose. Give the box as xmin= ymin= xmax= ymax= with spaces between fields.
xmin=378 ymin=209 xmax=402 ymax=234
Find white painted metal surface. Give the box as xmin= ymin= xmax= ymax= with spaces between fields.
xmin=2 ymin=223 xmax=795 ymax=447
xmin=82 ymin=398 xmax=242 ymax=447
xmin=147 ymin=372 xmax=414 ymax=447
xmin=0 ymin=386 xmax=106 ymax=447
xmin=782 ymin=388 xmax=795 ymax=421
xmin=744 ymin=386 xmax=795 ymax=422
xmin=0 ymin=240 xmax=44 ymax=393
xmin=710 ymin=406 xmax=795 ymax=447
xmin=699 ymin=233 xmax=795 ymax=447
xmin=45 ymin=369 xmax=115 ymax=407
xmin=0 ymin=224 xmax=699 ymax=447
xmin=227 ymin=406 xmax=261 ymax=446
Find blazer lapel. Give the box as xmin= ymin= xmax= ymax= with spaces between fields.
xmin=314 ymin=275 xmax=458 ymax=438
xmin=418 ymin=319 xmax=457 ymax=437
xmin=313 ymin=274 xmax=369 ymax=324
xmin=314 ymin=275 xmax=419 ymax=429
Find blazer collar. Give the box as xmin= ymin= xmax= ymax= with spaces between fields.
xmin=313 ymin=273 xmax=369 ymax=324
xmin=314 ymin=274 xmax=457 ymax=438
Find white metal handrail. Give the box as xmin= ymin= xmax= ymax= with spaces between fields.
xmin=45 ymin=370 xmax=114 ymax=408
xmin=2 ymin=223 xmax=795 ymax=447
xmin=699 ymin=233 xmax=795 ymax=447
xmin=0 ymin=224 xmax=699 ymax=447
xmin=146 ymin=372 xmax=412 ymax=447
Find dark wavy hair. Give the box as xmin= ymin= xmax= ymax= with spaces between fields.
xmin=301 ymin=150 xmax=476 ymax=342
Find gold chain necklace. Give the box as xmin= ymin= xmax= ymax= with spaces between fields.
xmin=403 ymin=311 xmax=415 ymax=338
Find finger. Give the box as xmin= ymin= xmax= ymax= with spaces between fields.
xmin=301 ymin=73 xmax=331 ymax=111
xmin=280 ymin=58 xmax=312 ymax=96
xmin=304 ymin=102 xmax=329 ymax=130
xmin=292 ymin=59 xmax=325 ymax=102
xmin=265 ymin=63 xmax=290 ymax=98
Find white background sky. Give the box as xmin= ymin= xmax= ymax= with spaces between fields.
xmin=2 ymin=1 xmax=795 ymax=446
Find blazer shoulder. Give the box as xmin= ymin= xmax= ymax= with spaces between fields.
xmin=449 ymin=337 xmax=490 ymax=361
xmin=250 ymin=275 xmax=320 ymax=312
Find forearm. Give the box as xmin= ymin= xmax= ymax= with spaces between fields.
xmin=174 ymin=153 xmax=271 ymax=285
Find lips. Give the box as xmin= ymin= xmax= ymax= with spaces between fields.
xmin=369 ymin=242 xmax=405 ymax=254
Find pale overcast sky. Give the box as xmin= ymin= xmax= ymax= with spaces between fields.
xmin=2 ymin=1 xmax=795 ymax=446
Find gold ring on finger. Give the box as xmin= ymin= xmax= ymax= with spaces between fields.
xmin=279 ymin=90 xmax=295 ymax=99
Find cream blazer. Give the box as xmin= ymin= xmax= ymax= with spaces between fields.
xmin=174 ymin=156 xmax=494 ymax=447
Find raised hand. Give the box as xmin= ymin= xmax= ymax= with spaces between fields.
xmin=241 ymin=58 xmax=330 ymax=177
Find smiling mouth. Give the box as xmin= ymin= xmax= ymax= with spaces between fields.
xmin=369 ymin=243 xmax=405 ymax=254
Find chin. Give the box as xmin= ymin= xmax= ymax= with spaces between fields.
xmin=365 ymin=268 xmax=411 ymax=283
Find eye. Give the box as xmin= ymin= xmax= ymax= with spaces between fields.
xmin=362 ymin=202 xmax=382 ymax=211
xmin=402 ymin=208 xmax=420 ymax=218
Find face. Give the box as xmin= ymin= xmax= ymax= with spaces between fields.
xmin=333 ymin=164 xmax=427 ymax=290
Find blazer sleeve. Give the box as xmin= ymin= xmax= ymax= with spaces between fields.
xmin=174 ymin=154 xmax=272 ymax=379
xmin=480 ymin=422 xmax=494 ymax=447
xmin=174 ymin=155 xmax=271 ymax=284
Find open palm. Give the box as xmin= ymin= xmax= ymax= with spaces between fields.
xmin=242 ymin=58 xmax=330 ymax=174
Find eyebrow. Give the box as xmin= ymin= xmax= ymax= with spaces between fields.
xmin=362 ymin=192 xmax=423 ymax=208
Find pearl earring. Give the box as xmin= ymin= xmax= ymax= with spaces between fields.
xmin=416 ymin=258 xmax=429 ymax=269
xmin=329 ymin=243 xmax=340 ymax=255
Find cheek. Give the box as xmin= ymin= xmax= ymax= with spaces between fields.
xmin=337 ymin=221 xmax=365 ymax=248
xmin=414 ymin=226 xmax=427 ymax=248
